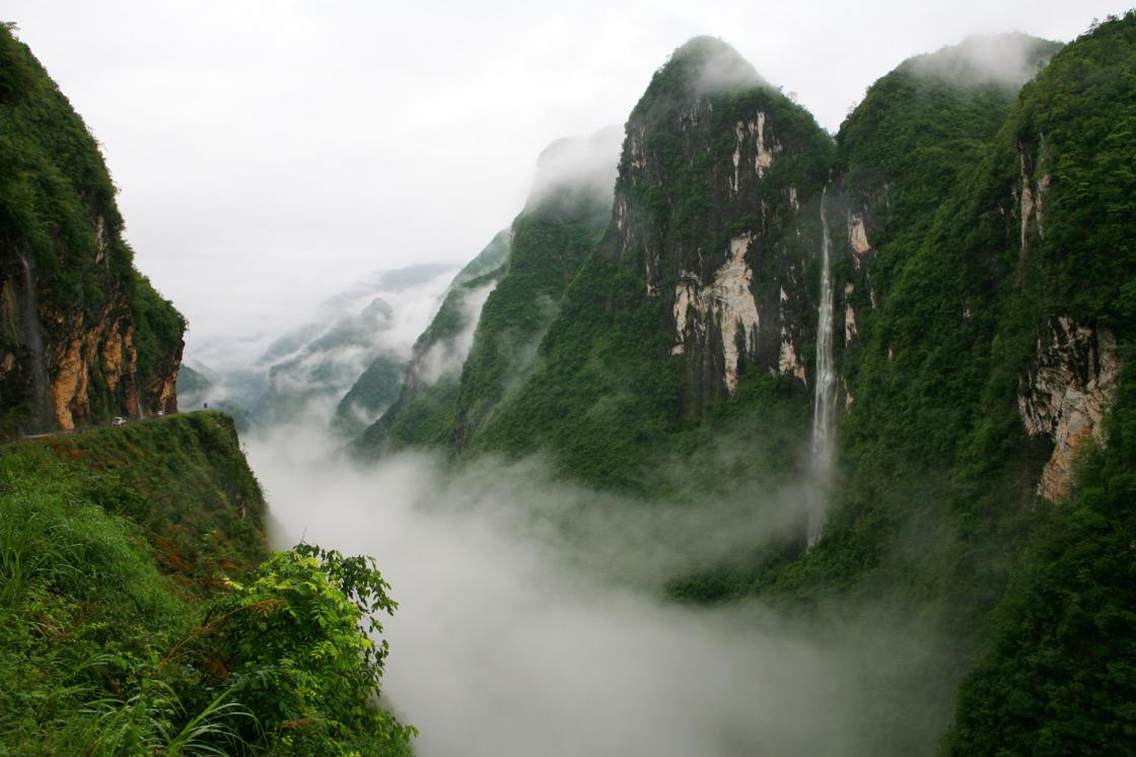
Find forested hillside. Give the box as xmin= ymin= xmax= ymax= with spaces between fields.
xmin=0 ymin=24 xmax=184 ymax=437
xmin=0 ymin=413 xmax=414 ymax=754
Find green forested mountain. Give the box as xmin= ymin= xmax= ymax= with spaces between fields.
xmin=0 ymin=414 xmax=414 ymax=754
xmin=0 ymin=24 xmax=184 ymax=437
xmin=358 ymin=14 xmax=1136 ymax=753
xmin=461 ymin=38 xmax=834 ymax=493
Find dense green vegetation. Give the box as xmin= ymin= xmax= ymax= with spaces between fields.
xmin=132 ymin=273 xmax=188 ymax=398
xmin=0 ymin=23 xmax=185 ymax=428
xmin=4 ymin=8 xmax=1132 ymax=754
xmin=0 ymin=413 xmax=413 ymax=754
xmin=450 ymin=195 xmax=610 ymax=450
xmin=946 ymin=356 xmax=1136 ymax=753
xmin=0 ymin=23 xmax=128 ymax=300
xmin=744 ymin=15 xmax=1136 ymax=754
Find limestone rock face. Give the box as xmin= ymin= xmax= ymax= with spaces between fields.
xmin=1 ymin=263 xmax=181 ymax=432
xmin=606 ymin=37 xmax=832 ymax=415
xmin=1019 ymin=316 xmax=1118 ymax=501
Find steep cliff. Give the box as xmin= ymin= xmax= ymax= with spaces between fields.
xmin=740 ymin=16 xmax=1134 ymax=754
xmin=830 ymin=34 xmax=1061 ymax=407
xmin=0 ymin=25 xmax=184 ymax=436
xmin=463 ymin=38 xmax=832 ymax=491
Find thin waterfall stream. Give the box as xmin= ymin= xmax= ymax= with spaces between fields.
xmin=807 ymin=188 xmax=836 ymax=547
xmin=17 ymin=249 xmax=51 ymax=432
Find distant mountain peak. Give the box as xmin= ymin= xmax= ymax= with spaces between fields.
xmin=656 ymin=36 xmax=768 ymax=98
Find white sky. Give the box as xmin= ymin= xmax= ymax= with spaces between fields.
xmin=4 ymin=1 xmax=1124 ymax=358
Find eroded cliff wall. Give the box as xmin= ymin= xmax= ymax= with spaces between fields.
xmin=0 ymin=25 xmax=184 ymax=435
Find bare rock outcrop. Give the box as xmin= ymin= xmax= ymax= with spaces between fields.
xmin=1019 ymin=316 xmax=1118 ymax=501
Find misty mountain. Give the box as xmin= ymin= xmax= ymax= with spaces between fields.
xmin=254 ymin=263 xmax=455 ymax=427
xmin=176 ymin=263 xmax=457 ymax=431
xmin=347 ymin=228 xmax=511 ymax=446
xmin=352 ymin=127 xmax=622 ymax=456
xmin=5 ymin=9 xmax=1136 ymax=757
xmin=349 ymin=18 xmax=1136 ymax=754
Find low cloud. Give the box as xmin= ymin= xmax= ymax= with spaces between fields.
xmin=249 ymin=425 xmax=960 ymax=757
xmin=905 ymin=32 xmax=1059 ymax=87
xmin=416 ymin=281 xmax=497 ymax=386
xmin=525 ymin=126 xmax=623 ymax=211
xmin=686 ymin=37 xmax=768 ymax=96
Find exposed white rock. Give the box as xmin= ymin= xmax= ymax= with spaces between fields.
xmin=671 ymin=234 xmax=760 ymax=394
xmin=627 ymin=125 xmax=649 ymax=176
xmin=844 ymin=283 xmax=856 ymax=341
xmin=730 ymin=121 xmax=744 ymax=194
xmin=671 ymin=279 xmax=701 ymax=356
xmin=844 ymin=303 xmax=857 ymax=345
xmin=1019 ymin=317 xmax=1118 ymax=502
xmin=788 ymin=186 xmax=799 ymax=211
xmin=1019 ymin=152 xmax=1035 ymax=254
xmin=848 ymin=213 xmax=871 ymax=255
xmin=1036 ymin=173 xmax=1051 ymax=239
xmin=645 ymin=244 xmax=660 ymax=297
xmin=754 ymin=112 xmax=773 ymax=177
xmin=779 ymin=330 xmax=806 ymax=382
xmin=729 ymin=114 xmax=776 ymax=193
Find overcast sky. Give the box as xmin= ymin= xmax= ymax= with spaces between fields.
xmin=4 ymin=1 xmax=1124 ymax=360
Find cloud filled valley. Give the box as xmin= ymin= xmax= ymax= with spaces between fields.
xmin=250 ymin=425 xmax=957 ymax=757
xmin=2 ymin=5 xmax=1135 ymax=755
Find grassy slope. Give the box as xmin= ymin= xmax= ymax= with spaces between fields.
xmin=0 ymin=412 xmax=266 ymax=752
xmin=0 ymin=412 xmax=414 ymax=754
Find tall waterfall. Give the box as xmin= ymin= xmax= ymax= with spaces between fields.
xmin=807 ymin=189 xmax=836 ymax=547
xmin=17 ymin=249 xmax=51 ymax=432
